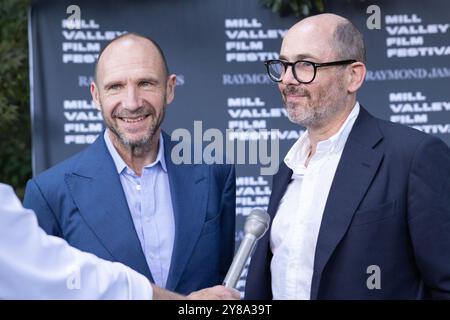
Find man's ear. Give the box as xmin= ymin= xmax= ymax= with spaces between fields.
xmin=90 ymin=82 xmax=101 ymax=110
xmin=165 ymin=74 xmax=177 ymax=104
xmin=347 ymin=62 xmax=366 ymax=93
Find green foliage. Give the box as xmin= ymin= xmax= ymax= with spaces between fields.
xmin=259 ymin=0 xmax=325 ymax=17
xmin=0 ymin=0 xmax=32 ymax=199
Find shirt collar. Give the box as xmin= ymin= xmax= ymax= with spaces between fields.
xmin=284 ymin=102 xmax=360 ymax=173
xmin=104 ymin=130 xmax=167 ymax=175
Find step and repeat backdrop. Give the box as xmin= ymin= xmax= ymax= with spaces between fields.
xmin=29 ymin=0 xmax=450 ymax=292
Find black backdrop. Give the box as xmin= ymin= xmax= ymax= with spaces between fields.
xmin=29 ymin=0 xmax=450 ymax=292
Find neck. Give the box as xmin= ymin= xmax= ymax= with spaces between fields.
xmin=306 ymin=101 xmax=355 ymax=160
xmin=108 ymin=129 xmax=161 ymax=176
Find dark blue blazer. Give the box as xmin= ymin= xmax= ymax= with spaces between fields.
xmin=23 ymin=131 xmax=235 ymax=294
xmin=245 ymin=107 xmax=450 ymax=299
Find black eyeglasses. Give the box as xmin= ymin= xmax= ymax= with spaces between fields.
xmin=264 ymin=59 xmax=357 ymax=84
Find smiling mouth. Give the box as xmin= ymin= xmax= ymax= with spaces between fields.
xmin=118 ymin=115 xmax=150 ymax=123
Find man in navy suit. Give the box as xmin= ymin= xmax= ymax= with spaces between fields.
xmin=24 ymin=33 xmax=235 ymax=295
xmin=245 ymin=13 xmax=450 ymax=299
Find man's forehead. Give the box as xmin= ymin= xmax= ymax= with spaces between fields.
xmin=280 ymin=21 xmax=335 ymax=60
xmin=100 ymin=37 xmax=159 ymax=63
xmin=96 ymin=38 xmax=164 ymax=80
xmin=101 ymin=62 xmax=158 ymax=79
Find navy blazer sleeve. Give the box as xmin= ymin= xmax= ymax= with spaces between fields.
xmin=23 ymin=179 xmax=63 ymax=237
xmin=407 ymin=136 xmax=450 ymax=298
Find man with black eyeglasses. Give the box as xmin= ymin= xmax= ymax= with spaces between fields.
xmin=245 ymin=13 xmax=450 ymax=300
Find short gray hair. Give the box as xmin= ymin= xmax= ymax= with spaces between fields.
xmin=332 ymin=20 xmax=366 ymax=63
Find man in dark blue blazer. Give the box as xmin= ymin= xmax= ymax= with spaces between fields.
xmin=245 ymin=14 xmax=450 ymax=299
xmin=24 ymin=33 xmax=235 ymax=296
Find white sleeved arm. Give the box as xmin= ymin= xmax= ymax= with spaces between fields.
xmin=0 ymin=183 xmax=153 ymax=300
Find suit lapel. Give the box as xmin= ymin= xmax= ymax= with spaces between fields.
xmin=64 ymin=134 xmax=153 ymax=280
xmin=268 ymin=162 xmax=293 ymax=217
xmin=163 ymin=132 xmax=208 ymax=291
xmin=310 ymin=107 xmax=384 ymax=299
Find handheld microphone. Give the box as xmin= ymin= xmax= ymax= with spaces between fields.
xmin=223 ymin=208 xmax=270 ymax=288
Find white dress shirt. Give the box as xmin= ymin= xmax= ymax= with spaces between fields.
xmin=0 ymin=183 xmax=153 ymax=299
xmin=270 ymin=103 xmax=360 ymax=299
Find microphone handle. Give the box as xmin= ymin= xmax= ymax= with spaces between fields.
xmin=223 ymin=233 xmax=257 ymax=288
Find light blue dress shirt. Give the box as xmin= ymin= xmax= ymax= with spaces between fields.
xmin=104 ymin=130 xmax=175 ymax=288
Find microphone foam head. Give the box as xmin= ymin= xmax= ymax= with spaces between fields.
xmin=244 ymin=208 xmax=270 ymax=239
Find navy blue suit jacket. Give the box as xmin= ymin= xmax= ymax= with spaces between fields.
xmin=245 ymin=107 xmax=450 ymax=299
xmin=24 ymin=131 xmax=235 ymax=294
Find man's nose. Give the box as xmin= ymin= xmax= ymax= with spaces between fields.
xmin=124 ymin=85 xmax=140 ymax=110
xmin=280 ymin=65 xmax=298 ymax=85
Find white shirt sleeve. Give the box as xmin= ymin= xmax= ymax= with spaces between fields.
xmin=0 ymin=183 xmax=153 ymax=300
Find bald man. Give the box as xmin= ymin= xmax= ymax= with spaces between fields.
xmin=245 ymin=14 xmax=450 ymax=299
xmin=23 ymin=33 xmax=236 ymax=296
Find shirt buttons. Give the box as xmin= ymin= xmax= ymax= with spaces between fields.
xmin=136 ymin=184 xmax=141 ymax=191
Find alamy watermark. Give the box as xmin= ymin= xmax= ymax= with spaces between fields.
xmin=66 ymin=5 xmax=81 ymax=29
xmin=366 ymin=265 xmax=381 ymax=290
xmin=171 ymin=121 xmax=280 ymax=175
xmin=366 ymin=5 xmax=382 ymax=30
xmin=66 ymin=267 xmax=81 ymax=290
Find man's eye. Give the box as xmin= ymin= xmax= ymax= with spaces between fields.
xmin=108 ymin=84 xmax=122 ymax=90
xmin=140 ymin=81 xmax=154 ymax=87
